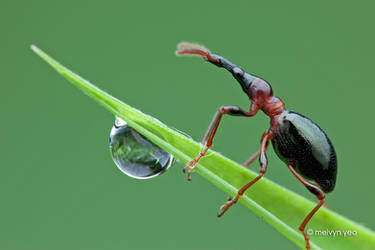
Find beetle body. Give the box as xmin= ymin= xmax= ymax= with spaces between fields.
xmin=272 ymin=110 xmax=337 ymax=193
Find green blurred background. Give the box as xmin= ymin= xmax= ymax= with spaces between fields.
xmin=1 ymin=1 xmax=374 ymax=249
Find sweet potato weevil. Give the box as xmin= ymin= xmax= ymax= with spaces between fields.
xmin=176 ymin=42 xmax=337 ymax=250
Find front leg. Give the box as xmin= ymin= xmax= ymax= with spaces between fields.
xmin=183 ymin=104 xmax=258 ymax=181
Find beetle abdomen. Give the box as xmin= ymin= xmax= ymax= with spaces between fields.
xmin=271 ymin=111 xmax=337 ymax=193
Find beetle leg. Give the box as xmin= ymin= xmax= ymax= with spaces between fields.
xmin=183 ymin=104 xmax=259 ymax=181
xmin=224 ymin=149 xmax=262 ymax=201
xmin=217 ymin=131 xmax=273 ymax=217
xmin=242 ymin=150 xmax=260 ymax=168
xmin=288 ymin=164 xmax=326 ymax=250
xmin=219 ymin=137 xmax=270 ymax=201
xmin=243 ymin=134 xmax=270 ymax=168
xmin=225 ymin=135 xmax=269 ymax=200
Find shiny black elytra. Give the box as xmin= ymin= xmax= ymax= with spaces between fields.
xmin=273 ymin=111 xmax=337 ymax=193
xmin=176 ymin=42 xmax=337 ymax=250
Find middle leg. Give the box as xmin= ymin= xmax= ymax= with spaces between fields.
xmin=218 ymin=131 xmax=273 ymax=217
xmin=225 ymin=133 xmax=269 ymax=201
xmin=242 ymin=132 xmax=270 ymax=168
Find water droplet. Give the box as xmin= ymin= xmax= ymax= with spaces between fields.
xmin=109 ymin=117 xmax=173 ymax=179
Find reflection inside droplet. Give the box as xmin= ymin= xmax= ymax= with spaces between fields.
xmin=109 ymin=117 xmax=173 ymax=179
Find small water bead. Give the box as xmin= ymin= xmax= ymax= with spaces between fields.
xmin=109 ymin=117 xmax=173 ymax=179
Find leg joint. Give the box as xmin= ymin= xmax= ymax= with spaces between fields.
xmin=307 ymin=185 xmax=325 ymax=200
xmin=218 ymin=105 xmax=238 ymax=114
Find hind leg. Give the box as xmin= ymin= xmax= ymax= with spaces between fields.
xmin=288 ymin=164 xmax=326 ymax=250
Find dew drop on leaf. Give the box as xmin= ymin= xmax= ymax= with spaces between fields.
xmin=109 ymin=117 xmax=173 ymax=179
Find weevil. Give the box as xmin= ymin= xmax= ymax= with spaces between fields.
xmin=176 ymin=42 xmax=337 ymax=250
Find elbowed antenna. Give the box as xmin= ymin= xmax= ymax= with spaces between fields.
xmin=176 ymin=42 xmax=256 ymax=93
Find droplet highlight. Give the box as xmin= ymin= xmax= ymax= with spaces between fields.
xmin=109 ymin=117 xmax=173 ymax=179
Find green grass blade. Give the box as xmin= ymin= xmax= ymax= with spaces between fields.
xmin=31 ymin=45 xmax=375 ymax=250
